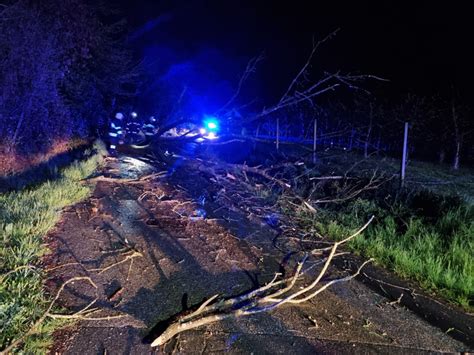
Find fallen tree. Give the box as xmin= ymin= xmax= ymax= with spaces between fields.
xmin=138 ymin=30 xmax=386 ymax=150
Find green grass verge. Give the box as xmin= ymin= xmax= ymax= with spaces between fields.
xmin=295 ymin=194 xmax=473 ymax=310
xmin=0 ymin=140 xmax=106 ymax=353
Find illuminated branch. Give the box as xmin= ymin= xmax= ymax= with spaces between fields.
xmin=150 ymin=217 xmax=374 ymax=347
xmin=2 ymin=277 xmax=129 ymax=353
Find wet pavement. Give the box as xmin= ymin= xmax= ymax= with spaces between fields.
xmin=44 ymin=154 xmax=471 ymax=354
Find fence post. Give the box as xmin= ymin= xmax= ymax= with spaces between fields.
xmin=312 ymin=118 xmax=317 ymax=163
xmin=276 ymin=117 xmax=280 ymax=151
xmin=400 ymin=122 xmax=409 ymax=188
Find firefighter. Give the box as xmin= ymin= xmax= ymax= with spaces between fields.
xmin=142 ymin=116 xmax=158 ymax=139
xmin=108 ymin=112 xmax=124 ymax=156
xmin=126 ymin=111 xmax=144 ymax=144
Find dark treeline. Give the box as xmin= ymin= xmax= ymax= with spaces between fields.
xmin=0 ymin=0 xmax=137 ymax=154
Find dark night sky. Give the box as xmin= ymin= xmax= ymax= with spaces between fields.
xmin=119 ymin=0 xmax=473 ymax=103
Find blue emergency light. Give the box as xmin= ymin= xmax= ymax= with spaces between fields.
xmin=206 ymin=121 xmax=217 ymax=129
xmin=197 ymin=115 xmax=220 ymax=140
xmin=203 ymin=116 xmax=219 ymax=132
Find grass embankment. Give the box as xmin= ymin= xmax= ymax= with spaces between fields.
xmin=296 ymin=189 xmax=473 ymax=310
xmin=0 ymin=140 xmax=106 ymax=353
xmin=0 ymin=138 xmax=87 ymax=176
xmin=368 ymin=155 xmax=474 ymax=205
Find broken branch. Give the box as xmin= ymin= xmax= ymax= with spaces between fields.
xmin=150 ymin=216 xmax=374 ymax=347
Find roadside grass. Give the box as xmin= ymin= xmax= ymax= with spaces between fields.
xmin=0 ymin=140 xmax=106 ymax=353
xmin=379 ymin=157 xmax=474 ymax=204
xmin=295 ymin=194 xmax=474 ymax=310
xmin=356 ymin=154 xmax=472 ymax=204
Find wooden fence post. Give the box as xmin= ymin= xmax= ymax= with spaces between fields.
xmin=312 ymin=118 xmax=317 ymax=163
xmin=400 ymin=122 xmax=409 ymax=188
xmin=276 ymin=117 xmax=280 ymax=151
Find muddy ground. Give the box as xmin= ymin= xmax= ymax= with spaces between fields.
xmin=43 ymin=153 xmax=471 ymax=354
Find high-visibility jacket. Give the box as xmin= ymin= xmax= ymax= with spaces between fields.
xmin=126 ymin=118 xmax=143 ymax=135
xmin=143 ymin=123 xmax=156 ymax=136
xmin=109 ymin=115 xmax=124 ymax=138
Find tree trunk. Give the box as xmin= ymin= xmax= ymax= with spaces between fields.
xmin=451 ymin=94 xmax=462 ymax=170
xmin=453 ymin=140 xmax=461 ymax=170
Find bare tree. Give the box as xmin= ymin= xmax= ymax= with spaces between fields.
xmin=450 ymin=92 xmax=472 ymax=170
xmin=245 ymin=30 xmax=386 ymax=125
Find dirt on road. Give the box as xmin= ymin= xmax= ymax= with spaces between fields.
xmin=43 ymin=154 xmax=471 ymax=354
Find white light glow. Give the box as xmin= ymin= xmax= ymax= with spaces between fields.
xmin=131 ymin=112 xmax=138 ymax=118
xmin=206 ymin=132 xmax=217 ymax=140
xmin=199 ymin=128 xmax=207 ymax=135
xmin=123 ymin=156 xmax=147 ymax=169
xmin=207 ymin=122 xmax=217 ymax=129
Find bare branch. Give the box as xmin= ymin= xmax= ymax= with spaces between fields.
xmin=217 ymin=53 xmax=265 ymax=114
xmin=279 ymin=29 xmax=340 ymax=103
xmin=2 ymin=277 xmax=96 ymax=354
xmin=150 ymin=217 xmax=374 ymax=347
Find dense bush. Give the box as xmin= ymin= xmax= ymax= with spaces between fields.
xmin=0 ymin=0 xmax=136 ymax=154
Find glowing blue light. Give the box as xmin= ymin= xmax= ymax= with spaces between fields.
xmin=203 ymin=115 xmax=219 ymax=132
xmin=207 ymin=121 xmax=217 ymax=129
